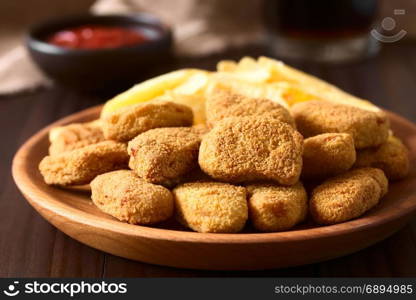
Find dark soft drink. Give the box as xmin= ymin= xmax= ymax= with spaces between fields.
xmin=265 ymin=0 xmax=377 ymax=39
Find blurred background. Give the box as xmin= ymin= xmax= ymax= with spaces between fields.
xmin=0 ymin=0 xmax=415 ymax=95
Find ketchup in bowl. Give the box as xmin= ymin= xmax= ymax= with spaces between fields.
xmin=47 ymin=25 xmax=149 ymax=49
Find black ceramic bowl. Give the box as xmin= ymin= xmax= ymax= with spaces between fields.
xmin=26 ymin=14 xmax=172 ymax=92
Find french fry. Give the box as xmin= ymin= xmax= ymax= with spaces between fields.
xmin=164 ymin=71 xmax=210 ymax=124
xmin=100 ymin=69 xmax=204 ymax=117
xmin=164 ymin=91 xmax=206 ymax=125
xmin=101 ymin=56 xmax=382 ymax=126
xmin=210 ymin=73 xmax=288 ymax=108
xmin=217 ymin=57 xmax=270 ymax=83
xmin=217 ymin=60 xmax=237 ymax=72
xmin=172 ymin=71 xmax=210 ymax=95
xmin=257 ymin=56 xmax=380 ymax=111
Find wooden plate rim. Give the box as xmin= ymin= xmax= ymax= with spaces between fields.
xmin=12 ymin=105 xmax=416 ymax=244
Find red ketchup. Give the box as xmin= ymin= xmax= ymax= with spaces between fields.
xmin=47 ymin=25 xmax=148 ymax=49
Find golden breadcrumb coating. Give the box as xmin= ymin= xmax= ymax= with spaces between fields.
xmin=173 ymin=181 xmax=248 ymax=233
xmin=102 ymin=100 xmax=193 ymax=142
xmin=246 ymin=182 xmax=307 ymax=232
xmin=310 ymin=167 xmax=388 ymax=225
xmin=348 ymin=167 xmax=388 ymax=196
xmin=198 ymin=117 xmax=303 ymax=185
xmin=49 ymin=121 xmax=105 ymax=155
xmin=291 ymin=100 xmax=390 ymax=149
xmin=39 ymin=141 xmax=129 ymax=186
xmin=128 ymin=127 xmax=201 ymax=186
xmin=354 ymin=135 xmax=410 ymax=180
xmin=91 ymin=170 xmax=173 ymax=224
xmin=205 ymin=84 xmax=295 ymax=127
xmin=302 ymin=133 xmax=356 ymax=180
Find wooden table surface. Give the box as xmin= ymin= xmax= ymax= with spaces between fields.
xmin=1 ymin=43 xmax=415 ymax=277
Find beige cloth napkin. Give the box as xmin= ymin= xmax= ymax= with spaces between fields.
xmin=0 ymin=46 xmax=52 ymax=94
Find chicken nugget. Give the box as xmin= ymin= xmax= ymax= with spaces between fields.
xmin=246 ymin=182 xmax=307 ymax=232
xmin=199 ymin=117 xmax=303 ymax=185
xmin=39 ymin=141 xmax=129 ymax=186
xmin=102 ymin=100 xmax=193 ymax=142
xmin=354 ymin=135 xmax=410 ymax=180
xmin=128 ymin=127 xmax=201 ymax=186
xmin=49 ymin=121 xmax=105 ymax=155
xmin=291 ymin=100 xmax=390 ymax=149
xmin=348 ymin=167 xmax=388 ymax=196
xmin=205 ymin=83 xmax=295 ymax=127
xmin=173 ymin=182 xmax=248 ymax=233
xmin=91 ymin=170 xmax=173 ymax=224
xmin=310 ymin=167 xmax=388 ymax=225
xmin=302 ymin=133 xmax=356 ymax=180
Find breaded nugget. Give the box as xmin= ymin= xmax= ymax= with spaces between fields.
xmin=302 ymin=133 xmax=356 ymax=180
xmin=39 ymin=141 xmax=129 ymax=186
xmin=310 ymin=167 xmax=388 ymax=225
xmin=349 ymin=167 xmax=388 ymax=196
xmin=354 ymin=135 xmax=410 ymax=180
xmin=291 ymin=100 xmax=390 ymax=149
xmin=91 ymin=170 xmax=173 ymax=224
xmin=199 ymin=117 xmax=303 ymax=185
xmin=128 ymin=127 xmax=201 ymax=186
xmin=205 ymin=83 xmax=295 ymax=127
xmin=246 ymin=182 xmax=307 ymax=232
xmin=102 ymin=100 xmax=193 ymax=142
xmin=173 ymin=182 xmax=248 ymax=233
xmin=49 ymin=121 xmax=105 ymax=155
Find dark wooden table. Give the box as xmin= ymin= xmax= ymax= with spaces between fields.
xmin=1 ymin=43 xmax=415 ymax=277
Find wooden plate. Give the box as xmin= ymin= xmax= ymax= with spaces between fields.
xmin=12 ymin=105 xmax=416 ymax=270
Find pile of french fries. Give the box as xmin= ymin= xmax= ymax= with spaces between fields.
xmin=101 ymin=56 xmax=380 ymax=125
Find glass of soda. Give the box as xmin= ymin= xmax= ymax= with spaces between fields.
xmin=264 ymin=0 xmax=379 ymax=63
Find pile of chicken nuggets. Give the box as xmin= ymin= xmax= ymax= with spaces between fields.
xmin=39 ymin=79 xmax=410 ymax=234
